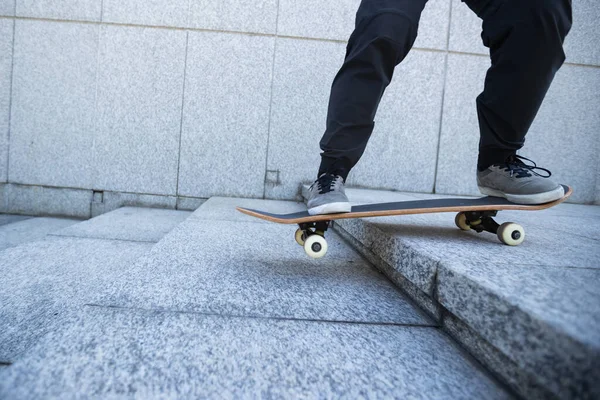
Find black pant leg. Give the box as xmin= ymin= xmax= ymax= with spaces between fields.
xmin=318 ymin=0 xmax=429 ymax=180
xmin=472 ymin=0 xmax=572 ymax=170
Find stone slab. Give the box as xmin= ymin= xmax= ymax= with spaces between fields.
xmin=99 ymin=206 xmax=432 ymax=325
xmin=436 ymin=54 xmax=600 ymax=203
xmin=193 ymin=196 xmax=307 ymax=224
xmin=0 ymin=19 xmax=12 ymax=183
xmin=3 ymin=183 xmax=92 ymax=218
xmin=448 ymin=0 xmax=600 ymax=67
xmin=0 ymin=182 xmax=5 ymax=211
xmin=93 ymin=25 xmax=185 ymax=196
xmin=16 ymin=0 xmax=101 ymax=21
xmin=175 ymin=196 xmax=206 ymax=211
xmin=0 ymin=216 xmax=79 ymax=250
xmin=335 ymin=193 xmax=598 ymax=299
xmin=178 ymin=31 xmax=273 ymax=199
xmin=563 ymin=0 xmax=600 ymax=66
xmin=333 ymin=221 xmax=443 ymax=321
xmin=91 ymin=190 xmax=177 ymax=217
xmin=0 ymin=213 xmax=30 ymax=226
xmin=102 ymin=0 xmax=188 ymax=28
xmin=0 ymin=306 xmax=509 ymax=399
xmin=266 ymin=38 xmax=444 ymax=200
xmin=0 ymin=0 xmax=15 ymax=16
xmin=264 ymin=38 xmax=344 ymax=200
xmin=277 ymin=0 xmax=450 ymax=51
xmin=596 ymin=161 xmax=600 ymax=205
xmin=447 ymin=0 xmax=486 ymax=55
xmin=9 ymin=20 xmax=98 ymax=188
xmin=438 ymin=260 xmax=600 ymax=399
xmin=312 ymin=186 xmax=600 ymax=398
xmin=346 ymin=49 xmax=445 ymax=193
xmin=188 ymin=0 xmax=277 ymax=34
xmin=0 ymin=236 xmax=152 ymax=361
xmin=53 ymin=207 xmax=190 ymax=243
xmin=442 ymin=311 xmax=550 ymax=400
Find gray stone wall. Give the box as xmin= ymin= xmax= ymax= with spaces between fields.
xmin=0 ymin=0 xmax=599 ymax=216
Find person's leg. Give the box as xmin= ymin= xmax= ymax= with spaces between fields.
xmin=469 ymin=0 xmax=572 ymax=204
xmin=472 ymin=0 xmax=572 ymax=170
xmin=318 ymin=0 xmax=429 ymax=181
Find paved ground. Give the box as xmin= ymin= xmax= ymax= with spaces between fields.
xmin=0 ymin=201 xmax=511 ymax=398
xmin=316 ymin=187 xmax=600 ymax=399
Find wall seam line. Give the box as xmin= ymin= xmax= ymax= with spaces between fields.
xmin=262 ymin=0 xmax=280 ymax=200
xmin=431 ymin=0 xmax=454 ymax=194
xmin=175 ymin=31 xmax=190 ymax=203
xmin=5 ymin=18 xmax=16 ymax=185
xmin=0 ymin=16 xmax=598 ymax=68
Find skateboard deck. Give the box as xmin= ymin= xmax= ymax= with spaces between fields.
xmin=237 ymin=185 xmax=572 ymax=258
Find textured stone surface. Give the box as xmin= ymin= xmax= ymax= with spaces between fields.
xmin=563 ymin=0 xmax=600 ymax=66
xmin=0 ymin=213 xmax=30 ymax=226
xmin=442 ymin=311 xmax=550 ymax=400
xmin=3 ymin=184 xmax=92 ymax=218
xmin=333 ymin=221 xmax=443 ymax=321
xmin=91 ymin=191 xmax=177 ymax=217
xmin=0 ymin=306 xmax=509 ymax=399
xmin=266 ymin=39 xmax=444 ymax=200
xmin=278 ymin=0 xmax=450 ymax=51
xmin=436 ymin=54 xmax=600 ymax=203
xmin=0 ymin=19 xmax=12 ymax=183
xmin=16 ymin=0 xmax=101 ymax=21
xmin=102 ymin=0 xmax=189 ymax=27
xmin=100 ymin=215 xmax=432 ymax=325
xmin=175 ymin=196 xmax=206 ymax=211
xmin=9 ymin=20 xmax=98 ymax=188
xmin=94 ymin=25 xmax=185 ymax=196
xmin=346 ymin=49 xmax=445 ymax=193
xmin=54 ymin=207 xmax=190 ymax=243
xmin=188 ymin=0 xmax=277 ymax=34
xmin=178 ymin=31 xmax=273 ymax=198
xmin=0 ymin=0 xmax=15 ymax=16
xmin=448 ymin=0 xmax=600 ymax=66
xmin=317 ymin=186 xmax=600 ymax=399
xmin=0 ymin=183 xmax=6 ymax=212
xmin=0 ymin=216 xmax=79 ymax=250
xmin=520 ymin=65 xmax=600 ymax=204
xmin=596 ymin=163 xmax=600 ymax=205
xmin=265 ymin=38 xmax=344 ymax=200
xmin=438 ymin=260 xmax=600 ymax=399
xmin=194 ymin=196 xmax=307 ymax=224
xmin=447 ymin=0 xmax=485 ymax=54
xmin=0 ymin=236 xmax=152 ymax=361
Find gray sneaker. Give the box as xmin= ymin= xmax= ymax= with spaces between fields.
xmin=307 ymin=173 xmax=352 ymax=215
xmin=477 ymin=155 xmax=564 ymax=204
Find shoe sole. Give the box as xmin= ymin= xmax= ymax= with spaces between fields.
xmin=478 ymin=185 xmax=565 ymax=205
xmin=308 ymin=202 xmax=352 ymax=216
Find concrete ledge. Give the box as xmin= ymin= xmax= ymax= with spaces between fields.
xmin=0 ymin=183 xmax=208 ymax=218
xmin=303 ymin=185 xmax=600 ymax=399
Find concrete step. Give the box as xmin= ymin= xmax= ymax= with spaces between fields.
xmin=0 ymin=198 xmax=511 ymax=398
xmin=0 ymin=207 xmax=192 ymax=363
xmin=0 ymin=214 xmax=80 ymax=251
xmin=302 ymin=186 xmax=600 ymax=399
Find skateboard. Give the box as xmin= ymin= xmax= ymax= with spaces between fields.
xmin=237 ymin=185 xmax=572 ymax=259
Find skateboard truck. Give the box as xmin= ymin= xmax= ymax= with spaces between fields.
xmin=295 ymin=221 xmax=331 ymax=259
xmin=455 ymin=211 xmax=525 ymax=246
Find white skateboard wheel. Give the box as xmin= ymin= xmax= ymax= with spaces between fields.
xmin=304 ymin=235 xmax=328 ymax=259
xmin=497 ymin=222 xmax=525 ymax=246
xmin=454 ymin=212 xmax=471 ymax=231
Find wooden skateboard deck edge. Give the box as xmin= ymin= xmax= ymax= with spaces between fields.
xmin=236 ymin=185 xmax=572 ymax=225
